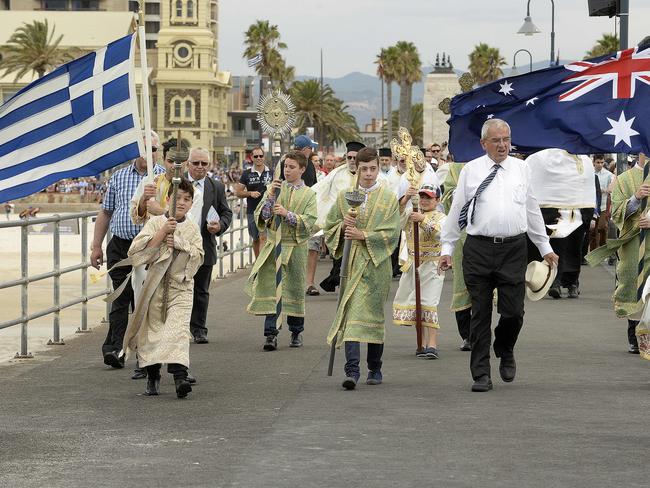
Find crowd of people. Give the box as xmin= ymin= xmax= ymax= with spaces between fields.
xmin=89 ymin=119 xmax=646 ymax=398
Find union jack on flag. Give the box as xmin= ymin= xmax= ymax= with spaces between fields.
xmin=448 ymin=45 xmax=650 ymax=161
xmin=560 ymin=46 xmax=650 ymax=101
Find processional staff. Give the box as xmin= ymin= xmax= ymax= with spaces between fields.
xmin=391 ymin=127 xmax=426 ymax=352
xmin=256 ymin=90 xmax=296 ymax=332
xmin=161 ymin=131 xmax=187 ymax=322
xmin=327 ymin=171 xmax=365 ymax=376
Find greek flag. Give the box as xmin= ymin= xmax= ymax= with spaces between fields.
xmin=0 ymin=34 xmax=143 ymax=203
xmin=247 ymin=53 xmax=263 ymax=68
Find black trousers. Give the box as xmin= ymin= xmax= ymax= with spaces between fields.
xmin=145 ymin=363 xmax=188 ymax=380
xmin=528 ymin=208 xmax=593 ymax=287
xmin=190 ymin=264 xmax=213 ymax=338
xmin=102 ymin=236 xmax=134 ymax=355
xmin=320 ymin=257 xmax=342 ymax=291
xmin=455 ymin=308 xmax=471 ymax=341
xmin=391 ymin=234 xmax=402 ymax=276
xmin=463 ymin=235 xmax=527 ymax=380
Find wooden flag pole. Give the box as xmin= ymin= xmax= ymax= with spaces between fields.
xmin=137 ymin=1 xmax=154 ymax=181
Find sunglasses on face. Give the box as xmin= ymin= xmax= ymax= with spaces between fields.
xmin=252 ymin=154 xmax=264 ymax=159
xmin=190 ymin=161 xmax=210 ymax=167
xmin=346 ymin=156 xmax=356 ymax=161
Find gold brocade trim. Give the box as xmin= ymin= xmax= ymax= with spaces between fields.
xmin=345 ymin=320 xmax=385 ymax=328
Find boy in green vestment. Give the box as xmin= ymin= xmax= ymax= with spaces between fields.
xmin=323 ymin=148 xmax=400 ymax=390
xmin=245 ymin=151 xmax=317 ymax=351
xmin=597 ymin=154 xmax=650 ymax=354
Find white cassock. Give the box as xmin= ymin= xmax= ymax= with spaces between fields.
xmin=526 ymin=148 xmax=596 ymax=238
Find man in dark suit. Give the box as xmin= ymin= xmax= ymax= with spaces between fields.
xmin=186 ymin=147 xmax=233 ymax=343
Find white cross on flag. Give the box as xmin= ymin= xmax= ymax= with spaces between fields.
xmin=0 ymin=34 xmax=143 ymax=203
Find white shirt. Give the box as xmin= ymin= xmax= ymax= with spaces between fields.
xmin=595 ymin=168 xmax=614 ymax=211
xmin=441 ymin=154 xmax=552 ymax=257
xmin=187 ymin=176 xmax=205 ymax=227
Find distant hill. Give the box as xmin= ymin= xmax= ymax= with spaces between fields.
xmin=296 ymin=60 xmax=567 ymax=127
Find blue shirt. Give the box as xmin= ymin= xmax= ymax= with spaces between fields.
xmin=102 ymin=162 xmax=166 ymax=240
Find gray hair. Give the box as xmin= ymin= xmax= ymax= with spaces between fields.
xmin=480 ymin=119 xmax=511 ymax=140
xmin=189 ymin=147 xmax=210 ymax=161
xmin=142 ymin=129 xmax=160 ymax=146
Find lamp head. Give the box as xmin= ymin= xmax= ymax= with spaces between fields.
xmin=517 ymin=16 xmax=541 ymax=36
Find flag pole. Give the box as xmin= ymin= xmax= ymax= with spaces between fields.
xmin=137 ymin=1 xmax=154 ymax=182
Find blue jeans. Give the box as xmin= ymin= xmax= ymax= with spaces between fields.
xmin=344 ymin=342 xmax=384 ymax=379
xmin=264 ymin=314 xmax=304 ymax=337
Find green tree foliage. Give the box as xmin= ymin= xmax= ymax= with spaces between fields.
xmin=391 ymin=103 xmax=423 ymax=147
xmin=289 ymin=79 xmax=359 ymax=146
xmin=468 ymin=43 xmax=505 ymax=86
xmin=392 ymin=41 xmax=422 ymax=131
xmin=585 ymin=33 xmax=619 ymax=58
xmin=1 ymin=19 xmax=71 ymax=81
xmin=376 ymin=46 xmax=399 ymax=143
xmin=243 ymin=20 xmax=295 ymax=90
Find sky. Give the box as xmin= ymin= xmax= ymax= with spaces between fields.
xmin=219 ymin=0 xmax=650 ymax=78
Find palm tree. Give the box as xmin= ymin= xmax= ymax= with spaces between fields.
xmin=392 ymin=41 xmax=422 ymax=132
xmin=468 ymin=43 xmax=506 ymax=86
xmin=1 ymin=19 xmax=70 ymax=81
xmin=289 ymin=79 xmax=359 ymax=146
xmin=376 ymin=46 xmax=399 ymax=144
xmin=267 ymin=50 xmax=295 ymax=91
xmin=391 ymin=103 xmax=423 ymax=147
xmin=243 ymin=20 xmax=289 ymax=92
xmin=585 ymin=33 xmax=619 ymax=58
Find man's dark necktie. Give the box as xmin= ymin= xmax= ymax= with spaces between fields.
xmin=458 ymin=164 xmax=501 ymax=230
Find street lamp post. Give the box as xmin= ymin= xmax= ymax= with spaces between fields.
xmin=513 ymin=49 xmax=533 ymax=73
xmin=517 ymin=0 xmax=555 ymax=66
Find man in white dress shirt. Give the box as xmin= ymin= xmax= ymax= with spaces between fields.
xmin=438 ymin=119 xmax=558 ymax=392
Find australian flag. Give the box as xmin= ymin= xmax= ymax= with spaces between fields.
xmin=448 ymin=45 xmax=650 ymax=162
xmin=0 ymin=34 xmax=143 ymax=203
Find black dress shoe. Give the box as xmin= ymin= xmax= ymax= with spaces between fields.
xmin=629 ymin=343 xmax=640 ymax=354
xmin=175 ymin=378 xmax=192 ymax=399
xmin=499 ymin=356 xmax=516 ymax=382
xmin=103 ymin=351 xmax=124 ymax=369
xmin=186 ymin=373 xmax=197 ymax=384
xmin=460 ymin=339 xmax=472 ymax=351
xmin=144 ymin=375 xmax=160 ymax=396
xmin=471 ymin=375 xmax=493 ymax=392
xmin=319 ymin=276 xmax=337 ymax=293
xmin=194 ymin=335 xmax=209 ymax=344
xmin=548 ymin=286 xmax=561 ymax=299
xmin=131 ymin=368 xmax=147 ymax=380
xmin=567 ymin=285 xmax=579 ymax=298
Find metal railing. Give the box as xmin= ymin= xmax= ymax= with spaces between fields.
xmin=0 ymin=197 xmax=253 ymax=359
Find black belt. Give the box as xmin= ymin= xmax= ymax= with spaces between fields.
xmin=469 ymin=233 xmax=525 ymax=244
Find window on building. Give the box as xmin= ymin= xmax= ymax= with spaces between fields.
xmin=145 ymin=3 xmax=160 ymax=15
xmin=72 ymin=0 xmax=99 ymax=9
xmin=175 ymin=0 xmax=183 ymax=17
xmin=146 ymin=40 xmax=157 ymax=49
xmin=174 ymin=100 xmax=181 ymax=118
xmin=145 ymin=22 xmax=159 ymax=34
xmin=185 ymin=100 xmax=192 ymax=118
xmin=42 ymin=0 xmax=68 ymax=10
xmin=187 ymin=0 xmax=194 ymax=18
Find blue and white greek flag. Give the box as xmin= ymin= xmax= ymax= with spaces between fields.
xmin=0 ymin=34 xmax=143 ymax=203
xmin=247 ymin=53 xmax=263 ymax=68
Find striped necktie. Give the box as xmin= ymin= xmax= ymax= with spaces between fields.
xmin=458 ymin=164 xmax=501 ymax=230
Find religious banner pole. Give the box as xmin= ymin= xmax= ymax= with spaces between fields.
xmin=391 ymin=127 xmax=425 ymax=352
xmin=137 ymin=1 xmax=154 ymax=181
xmin=257 ymin=90 xmax=296 ymax=332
